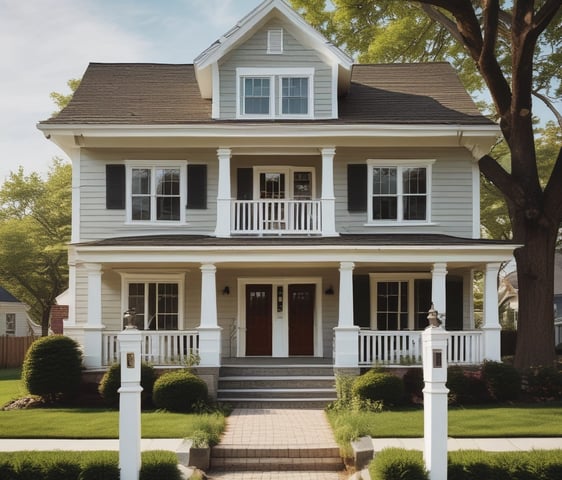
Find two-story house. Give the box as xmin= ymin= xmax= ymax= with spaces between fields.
xmin=38 ymin=0 xmax=515 ymax=403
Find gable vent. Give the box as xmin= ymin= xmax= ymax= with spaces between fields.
xmin=267 ymin=29 xmax=283 ymax=54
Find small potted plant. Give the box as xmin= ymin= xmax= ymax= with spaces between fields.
xmin=189 ymin=430 xmax=211 ymax=471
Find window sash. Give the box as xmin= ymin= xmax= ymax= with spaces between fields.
xmin=5 ymin=313 xmax=15 ymax=335
xmin=127 ymin=282 xmax=179 ymax=330
xmin=244 ymin=77 xmax=270 ymax=115
xmin=281 ymin=77 xmax=308 ymax=115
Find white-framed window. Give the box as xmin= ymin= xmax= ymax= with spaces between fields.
xmin=253 ymin=167 xmax=315 ymax=200
xmin=120 ymin=273 xmax=185 ymax=330
xmin=125 ymin=161 xmax=187 ymax=223
xmin=367 ymin=160 xmax=433 ymax=224
xmin=370 ymin=274 xmax=432 ymax=331
xmin=267 ymin=28 xmax=283 ymax=54
xmin=237 ymin=68 xmax=314 ymax=119
xmin=5 ymin=313 xmax=16 ymax=336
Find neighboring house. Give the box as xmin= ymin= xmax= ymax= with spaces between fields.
xmin=0 ymin=287 xmax=39 ymax=337
xmin=38 ymin=0 xmax=515 ymax=399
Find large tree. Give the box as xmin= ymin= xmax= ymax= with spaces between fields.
xmin=292 ymin=0 xmax=562 ymax=368
xmin=0 ymin=160 xmax=71 ymax=335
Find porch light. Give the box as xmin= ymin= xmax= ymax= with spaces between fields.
xmin=123 ymin=308 xmax=137 ymax=329
xmin=325 ymin=285 xmax=335 ymax=295
xmin=427 ymin=303 xmax=441 ymax=328
xmin=222 ymin=286 xmax=230 ymax=295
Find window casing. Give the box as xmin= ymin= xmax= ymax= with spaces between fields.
xmin=126 ymin=162 xmax=187 ymax=223
xmin=367 ymin=160 xmax=433 ymax=224
xmin=5 ymin=313 xmax=15 ymax=336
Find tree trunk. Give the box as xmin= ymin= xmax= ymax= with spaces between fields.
xmin=513 ymin=222 xmax=557 ymax=369
xmin=41 ymin=308 xmax=50 ymax=337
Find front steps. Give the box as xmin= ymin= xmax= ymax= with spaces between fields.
xmin=216 ymin=359 xmax=337 ymax=409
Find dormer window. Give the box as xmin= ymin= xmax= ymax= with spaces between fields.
xmin=237 ymin=68 xmax=314 ymax=119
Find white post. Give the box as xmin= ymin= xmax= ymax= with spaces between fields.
xmin=198 ymin=264 xmax=221 ymax=367
xmin=482 ymin=263 xmax=501 ymax=361
xmin=422 ymin=307 xmax=449 ymax=480
xmin=215 ymin=148 xmax=232 ymax=238
xmin=119 ymin=322 xmax=143 ymax=480
xmin=431 ymin=263 xmax=448 ymax=327
xmin=320 ymin=147 xmax=338 ymax=237
xmin=83 ymin=263 xmax=104 ymax=368
xmin=334 ymin=261 xmax=359 ymax=367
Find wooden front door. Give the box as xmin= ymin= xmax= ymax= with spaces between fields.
xmin=245 ymin=284 xmax=272 ymax=356
xmin=289 ymin=284 xmax=315 ymax=356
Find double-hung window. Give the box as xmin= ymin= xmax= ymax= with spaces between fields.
xmin=367 ymin=160 xmax=433 ymax=223
xmin=244 ymin=77 xmax=270 ymax=115
xmin=5 ymin=313 xmax=15 ymax=336
xmin=281 ymin=77 xmax=309 ymax=115
xmin=126 ymin=162 xmax=187 ymax=223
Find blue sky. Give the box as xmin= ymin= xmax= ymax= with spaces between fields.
xmin=0 ymin=0 xmax=263 ymax=182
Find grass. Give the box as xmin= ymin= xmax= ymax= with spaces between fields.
xmin=0 ymin=368 xmax=24 ymax=406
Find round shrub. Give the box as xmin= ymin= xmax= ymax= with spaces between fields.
xmin=352 ymin=370 xmax=404 ymax=407
xmin=22 ymin=335 xmax=83 ymax=402
xmin=152 ymin=370 xmax=208 ymax=413
xmin=481 ymin=360 xmax=521 ymax=402
xmin=98 ymin=362 xmax=156 ymax=408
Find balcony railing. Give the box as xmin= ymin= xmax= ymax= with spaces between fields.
xmin=232 ymin=199 xmax=321 ymax=235
xmin=358 ymin=330 xmax=484 ymax=366
xmin=102 ymin=330 xmax=199 ymax=366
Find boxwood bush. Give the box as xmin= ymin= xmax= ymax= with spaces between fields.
xmin=22 ymin=335 xmax=83 ymax=403
xmin=352 ymin=370 xmax=404 ymax=407
xmin=98 ymin=362 xmax=156 ymax=408
xmin=481 ymin=360 xmax=521 ymax=402
xmin=152 ymin=370 xmax=208 ymax=413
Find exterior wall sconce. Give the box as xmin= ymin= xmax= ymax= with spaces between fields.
xmin=325 ymin=286 xmax=334 ymax=295
xmin=222 ymin=286 xmax=230 ymax=295
xmin=123 ymin=308 xmax=136 ymax=329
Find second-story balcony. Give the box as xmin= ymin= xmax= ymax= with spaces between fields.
xmin=231 ymin=199 xmax=322 ymax=235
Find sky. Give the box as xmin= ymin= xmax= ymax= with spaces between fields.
xmin=0 ymin=0 xmax=263 ymax=183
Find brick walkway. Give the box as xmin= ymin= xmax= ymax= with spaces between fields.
xmin=207 ymin=408 xmax=348 ymax=479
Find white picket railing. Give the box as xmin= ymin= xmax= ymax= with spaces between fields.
xmin=358 ymin=330 xmax=484 ymax=366
xmin=555 ymin=318 xmax=562 ymax=346
xmin=232 ymin=199 xmax=321 ymax=235
xmin=102 ymin=330 xmax=199 ymax=366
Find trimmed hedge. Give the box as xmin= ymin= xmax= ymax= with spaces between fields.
xmin=352 ymin=370 xmax=404 ymax=407
xmin=481 ymin=360 xmax=521 ymax=402
xmin=98 ymin=362 xmax=156 ymax=408
xmin=369 ymin=448 xmax=428 ymax=480
xmin=22 ymin=335 xmax=83 ymax=402
xmin=152 ymin=370 xmax=208 ymax=413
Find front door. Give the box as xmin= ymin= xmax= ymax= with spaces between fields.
xmin=288 ymin=284 xmax=315 ymax=355
xmin=245 ymin=284 xmax=272 ymax=356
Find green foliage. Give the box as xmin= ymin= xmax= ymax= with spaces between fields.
xmin=22 ymin=335 xmax=82 ymax=402
xmin=0 ymin=460 xmax=16 ymax=480
xmin=402 ymin=368 xmax=424 ymax=401
xmin=352 ymin=370 xmax=404 ymax=407
xmin=152 ymin=371 xmax=208 ymax=413
xmin=327 ymin=374 xmax=383 ymax=412
xmin=523 ymin=365 xmax=562 ymax=401
xmin=481 ymin=361 xmax=521 ymax=402
xmin=186 ymin=413 xmax=225 ymax=447
xmin=139 ymin=451 xmax=181 ymax=480
xmin=447 ymin=366 xmax=489 ymax=405
xmin=50 ymin=78 xmax=81 ymax=115
xmin=98 ymin=362 xmax=156 ymax=408
xmin=369 ymin=448 xmax=428 ymax=480
xmin=43 ymin=459 xmax=81 ymax=480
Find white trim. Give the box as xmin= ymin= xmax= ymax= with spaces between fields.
xmin=331 ymin=63 xmax=338 ymax=118
xmin=472 ymin=162 xmax=481 ymax=239
xmin=267 ymin=28 xmax=283 ymax=54
xmin=236 ymin=276 xmax=323 ymax=358
xmin=211 ymin=63 xmax=220 ymax=119
xmin=69 ymin=148 xmax=81 ymax=243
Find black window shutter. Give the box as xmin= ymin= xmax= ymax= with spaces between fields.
xmin=187 ymin=164 xmax=207 ymax=209
xmin=446 ymin=277 xmax=464 ymax=331
xmin=347 ymin=164 xmax=367 ymax=212
xmin=106 ymin=164 xmax=125 ymax=210
xmin=353 ymin=275 xmax=371 ymax=328
xmin=237 ymin=168 xmax=253 ymax=200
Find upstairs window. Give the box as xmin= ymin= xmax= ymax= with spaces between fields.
xmin=244 ymin=77 xmax=271 ymax=115
xmin=282 ymin=77 xmax=309 ymax=115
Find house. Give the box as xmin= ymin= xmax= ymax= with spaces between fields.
xmin=0 ymin=287 xmax=39 ymax=337
xmin=38 ymin=0 xmax=515 ymax=401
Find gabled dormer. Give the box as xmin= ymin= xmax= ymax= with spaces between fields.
xmin=194 ymin=0 xmax=352 ymax=120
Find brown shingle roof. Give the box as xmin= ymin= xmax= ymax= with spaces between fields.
xmin=41 ymin=62 xmax=492 ymax=126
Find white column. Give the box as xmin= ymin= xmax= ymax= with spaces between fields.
xmin=215 ymin=148 xmax=232 ymax=238
xmin=334 ymin=262 xmax=359 ymax=367
xmin=83 ymin=263 xmax=104 ymax=369
xmin=198 ymin=264 xmax=221 ymax=367
xmin=422 ymin=323 xmax=449 ymax=480
xmin=482 ymin=263 xmax=501 ymax=361
xmin=320 ymin=147 xmax=338 ymax=237
xmin=119 ymin=326 xmax=142 ymax=480
xmin=431 ymin=263 xmax=447 ymax=327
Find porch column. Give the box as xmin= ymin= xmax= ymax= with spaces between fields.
xmin=215 ymin=148 xmax=231 ymax=238
xmin=482 ymin=263 xmax=501 ymax=361
xmin=321 ymin=147 xmax=338 ymax=237
xmin=431 ymin=263 xmax=448 ymax=327
xmin=198 ymin=264 xmax=221 ymax=367
xmin=334 ymin=261 xmax=359 ymax=367
xmin=83 ymin=263 xmax=104 ymax=369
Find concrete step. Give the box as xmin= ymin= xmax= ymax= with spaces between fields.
xmin=217 ymin=387 xmax=336 ymax=399
xmin=220 ymin=365 xmax=334 ymax=377
xmin=218 ymin=376 xmax=336 ymax=389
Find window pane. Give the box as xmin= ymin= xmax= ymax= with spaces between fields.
xmin=157 ymin=284 xmax=178 ymax=330
xmin=156 ymin=169 xmax=179 ymax=195
xmin=377 ymin=281 xmax=408 ymax=331
xmin=157 ymin=197 xmax=180 ymax=221
xmin=132 ymin=169 xmax=150 ymax=194
xmin=6 ymin=313 xmax=16 ymax=335
xmin=244 ymin=77 xmax=270 ymax=114
xmin=132 ymin=197 xmax=151 ymax=220
xmin=403 ymin=196 xmax=426 ymax=220
xmin=372 ymin=197 xmax=397 ymax=220
xmin=403 ymin=168 xmax=426 ymax=194
xmin=282 ymin=77 xmax=308 ymax=114
xmin=128 ymin=283 xmax=145 ymax=329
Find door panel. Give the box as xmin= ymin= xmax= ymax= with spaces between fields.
xmin=289 ymin=284 xmax=315 ymax=356
xmin=246 ymin=284 xmax=272 ymax=356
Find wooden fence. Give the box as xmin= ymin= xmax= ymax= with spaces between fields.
xmin=0 ymin=336 xmax=35 ymax=368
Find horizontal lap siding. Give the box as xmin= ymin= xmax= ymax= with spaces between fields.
xmin=79 ymin=149 xmax=217 ymax=241
xmin=219 ymin=20 xmax=333 ymax=119
xmin=334 ymin=147 xmax=475 ymax=237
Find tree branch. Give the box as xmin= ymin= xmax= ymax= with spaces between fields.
xmin=532 ymin=89 xmax=562 ymax=129
xmin=533 ymin=0 xmax=562 ymax=38
xmin=420 ymin=4 xmax=465 ymax=44
xmin=479 ymin=155 xmax=525 ymax=207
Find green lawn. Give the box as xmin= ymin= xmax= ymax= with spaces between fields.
xmin=0 ymin=369 xmax=24 ymax=406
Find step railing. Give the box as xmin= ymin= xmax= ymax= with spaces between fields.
xmin=232 ymin=199 xmax=321 ymax=235
xmin=102 ymin=330 xmax=199 ymax=366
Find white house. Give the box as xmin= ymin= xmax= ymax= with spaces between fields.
xmin=0 ymin=287 xmax=38 ymax=337
xmin=38 ymin=0 xmax=515 ymax=403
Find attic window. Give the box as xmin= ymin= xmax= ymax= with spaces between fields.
xmin=267 ymin=29 xmax=283 ymax=54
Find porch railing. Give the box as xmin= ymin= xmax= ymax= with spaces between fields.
xmin=102 ymin=330 xmax=199 ymax=366
xmin=232 ymin=199 xmax=321 ymax=235
xmin=358 ymin=330 xmax=484 ymax=366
